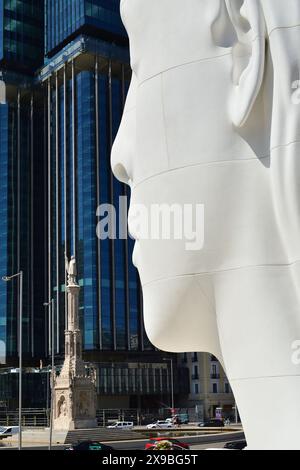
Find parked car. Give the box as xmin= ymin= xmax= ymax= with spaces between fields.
xmin=145 ymin=437 xmax=190 ymax=450
xmin=66 ymin=441 xmax=115 ymax=451
xmin=0 ymin=426 xmax=19 ymax=440
xmin=107 ymin=421 xmax=134 ymax=430
xmin=198 ymin=419 xmax=224 ymax=428
xmin=177 ymin=414 xmax=189 ymax=424
xmin=166 ymin=414 xmax=189 ymax=425
xmin=147 ymin=420 xmax=173 ymax=429
xmin=224 ymin=440 xmax=247 ymax=450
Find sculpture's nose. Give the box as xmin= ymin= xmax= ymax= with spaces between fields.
xmin=111 ymin=73 xmax=137 ymax=186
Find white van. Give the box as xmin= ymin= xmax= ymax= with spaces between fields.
xmin=0 ymin=426 xmax=20 ymax=439
xmin=107 ymin=421 xmax=134 ymax=430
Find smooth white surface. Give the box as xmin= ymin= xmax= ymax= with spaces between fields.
xmin=112 ymin=0 xmax=300 ymax=449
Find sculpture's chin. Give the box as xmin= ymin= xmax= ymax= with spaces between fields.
xmin=141 ymin=274 xmax=223 ymax=359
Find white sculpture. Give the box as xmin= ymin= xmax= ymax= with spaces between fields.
xmin=112 ymin=0 xmax=300 ymax=449
xmin=65 ymin=254 xmax=77 ymax=286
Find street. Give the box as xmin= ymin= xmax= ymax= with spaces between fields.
xmin=0 ymin=438 xmax=239 ymax=451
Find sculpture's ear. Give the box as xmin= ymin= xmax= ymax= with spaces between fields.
xmin=225 ymin=0 xmax=266 ymax=127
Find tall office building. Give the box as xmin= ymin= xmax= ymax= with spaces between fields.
xmin=0 ymin=0 xmax=189 ymax=410
xmin=0 ymin=0 xmax=45 ymax=361
xmin=0 ymin=0 xmax=44 ymax=72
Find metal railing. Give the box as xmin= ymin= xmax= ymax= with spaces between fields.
xmin=0 ymin=407 xmax=194 ymax=428
xmin=0 ymin=409 xmax=49 ymax=427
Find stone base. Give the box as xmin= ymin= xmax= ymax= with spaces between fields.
xmin=73 ymin=418 xmax=98 ymax=430
xmin=54 ymin=418 xmax=98 ymax=431
xmin=54 ymin=417 xmax=98 ymax=431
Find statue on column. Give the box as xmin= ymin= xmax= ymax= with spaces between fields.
xmin=65 ymin=255 xmax=78 ymax=286
xmin=53 ymin=254 xmax=97 ymax=431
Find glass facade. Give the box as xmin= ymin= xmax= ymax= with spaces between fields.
xmin=0 ymin=104 xmax=12 ymax=357
xmin=45 ymin=0 xmax=127 ymax=57
xmin=47 ymin=62 xmax=145 ymax=354
xmin=0 ymin=92 xmax=45 ymax=362
xmin=0 ymin=362 xmax=190 ymax=409
xmin=0 ymin=0 xmax=184 ymax=410
xmin=76 ymin=71 xmax=98 ymax=350
xmin=0 ymin=0 xmax=151 ymax=362
xmin=0 ymin=0 xmax=44 ymax=71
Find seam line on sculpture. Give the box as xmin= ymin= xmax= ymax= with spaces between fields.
xmin=132 ymin=140 xmax=300 ymax=189
xmin=268 ymin=23 xmax=300 ymax=38
xmin=272 ymin=139 xmax=300 ymax=151
xmin=230 ymin=374 xmax=300 ymax=382
xmin=137 ymin=35 xmax=265 ymax=86
xmin=132 ymin=155 xmax=269 ymax=189
xmin=142 ymin=260 xmax=300 ymax=287
xmin=161 ymin=73 xmax=171 ymax=170
xmin=138 ymin=53 xmax=232 ymax=86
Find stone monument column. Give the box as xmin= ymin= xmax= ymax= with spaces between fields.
xmin=53 ymin=256 xmax=97 ymax=430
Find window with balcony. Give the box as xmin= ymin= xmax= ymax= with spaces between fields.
xmin=211 ymin=364 xmax=220 ymax=379
xmin=192 ymin=365 xmax=199 ymax=380
xmin=192 ymin=352 xmax=198 ymax=362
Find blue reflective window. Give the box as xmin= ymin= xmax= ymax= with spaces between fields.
xmin=76 ymin=70 xmax=98 ymax=350
xmin=1 ymin=0 xmax=44 ymax=68
xmin=98 ymin=73 xmax=112 ymax=350
xmin=128 ymin=237 xmax=139 ymax=351
xmin=45 ymin=0 xmax=126 ymax=56
xmin=0 ymin=100 xmax=38 ymax=357
xmin=0 ymin=104 xmax=9 ymax=348
xmin=112 ymin=78 xmax=127 ymax=350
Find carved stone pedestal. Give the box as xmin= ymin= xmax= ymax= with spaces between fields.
xmin=53 ymin=258 xmax=97 ymax=431
xmin=54 ymin=376 xmax=97 ymax=431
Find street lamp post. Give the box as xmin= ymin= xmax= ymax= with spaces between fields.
xmin=2 ymin=271 xmax=23 ymax=451
xmin=234 ymin=402 xmax=239 ymax=424
xmin=44 ymin=299 xmax=55 ymax=451
xmin=163 ymin=358 xmax=174 ymax=414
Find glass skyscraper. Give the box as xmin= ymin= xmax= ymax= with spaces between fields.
xmin=0 ymin=0 xmax=45 ymax=361
xmin=45 ymin=0 xmax=127 ymax=56
xmin=0 ymin=0 xmax=189 ymax=409
xmin=0 ymin=0 xmax=44 ymax=71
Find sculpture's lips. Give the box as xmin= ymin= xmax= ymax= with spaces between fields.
xmin=127 ymin=212 xmax=140 ymax=241
xmin=132 ymin=242 xmax=140 ymax=268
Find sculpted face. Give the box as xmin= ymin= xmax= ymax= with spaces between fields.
xmin=112 ymin=1 xmax=300 ymax=449
xmin=112 ymin=0 xmax=300 ymax=356
xmin=112 ymin=0 xmax=267 ymax=355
